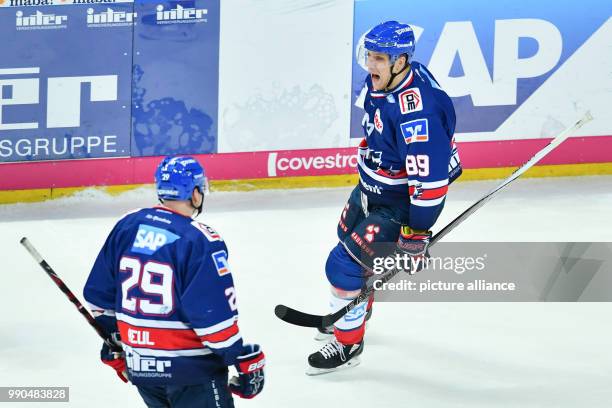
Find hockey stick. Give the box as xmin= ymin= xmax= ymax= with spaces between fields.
xmin=20 ymin=237 xmax=122 ymax=352
xmin=275 ymin=111 xmax=594 ymax=328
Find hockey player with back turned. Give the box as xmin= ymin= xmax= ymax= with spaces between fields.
xmin=307 ymin=21 xmax=462 ymax=375
xmin=83 ymin=156 xmax=265 ymax=407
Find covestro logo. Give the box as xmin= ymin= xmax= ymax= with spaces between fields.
xmin=267 ymin=150 xmax=357 ymax=177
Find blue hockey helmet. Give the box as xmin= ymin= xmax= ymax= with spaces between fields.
xmin=155 ymin=156 xmax=208 ymax=202
xmin=357 ymin=21 xmax=416 ymax=69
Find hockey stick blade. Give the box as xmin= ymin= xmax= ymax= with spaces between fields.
xmin=275 ymin=302 xmax=349 ymax=328
xmin=275 ymin=111 xmax=594 ymax=329
xmin=275 ymin=305 xmax=324 ymax=327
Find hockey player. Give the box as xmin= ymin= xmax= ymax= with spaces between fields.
xmin=83 ymin=156 xmax=265 ymax=407
xmin=307 ymin=21 xmax=462 ymax=374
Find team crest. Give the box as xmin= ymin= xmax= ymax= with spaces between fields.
xmin=398 ymin=87 xmax=423 ymax=114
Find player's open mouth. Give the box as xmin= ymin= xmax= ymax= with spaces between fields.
xmin=371 ymin=74 xmax=380 ymax=81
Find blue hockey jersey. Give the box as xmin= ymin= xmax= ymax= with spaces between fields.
xmin=83 ymin=206 xmax=243 ymax=386
xmin=356 ymin=61 xmax=462 ymax=230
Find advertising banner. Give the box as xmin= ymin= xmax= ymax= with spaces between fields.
xmin=0 ymin=0 xmax=134 ymax=163
xmin=131 ymin=0 xmax=220 ymax=157
xmin=351 ymin=0 xmax=612 ymax=142
xmin=0 ymin=0 xmax=220 ymax=164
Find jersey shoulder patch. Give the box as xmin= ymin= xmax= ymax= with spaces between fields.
xmin=190 ymin=221 xmax=224 ymax=242
xmin=397 ymin=87 xmax=423 ymax=115
xmin=211 ymin=250 xmax=230 ymax=276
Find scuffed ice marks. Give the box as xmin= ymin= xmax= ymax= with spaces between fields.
xmin=132 ymin=65 xmax=215 ymax=156
xmin=223 ymin=84 xmax=339 ymax=151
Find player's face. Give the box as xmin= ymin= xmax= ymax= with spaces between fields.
xmin=366 ymin=51 xmax=392 ymax=90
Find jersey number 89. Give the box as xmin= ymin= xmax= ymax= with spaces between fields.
xmin=406 ymin=155 xmax=429 ymax=176
xmin=120 ymin=256 xmax=174 ymax=316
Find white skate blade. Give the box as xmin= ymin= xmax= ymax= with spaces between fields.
xmin=305 ymin=356 xmax=361 ymax=376
xmin=314 ymin=331 xmax=334 ymax=341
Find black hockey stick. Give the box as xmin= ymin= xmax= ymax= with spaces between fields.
xmin=20 ymin=237 xmax=121 ymax=352
xmin=275 ymin=111 xmax=594 ymax=328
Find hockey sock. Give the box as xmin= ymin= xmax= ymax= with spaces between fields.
xmin=330 ymin=288 xmax=367 ymax=345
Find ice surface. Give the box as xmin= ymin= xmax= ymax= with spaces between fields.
xmin=1 ymin=176 xmax=611 ymax=407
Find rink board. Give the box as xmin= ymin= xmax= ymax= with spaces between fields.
xmin=0 ymin=135 xmax=611 ymax=203
xmin=1 ymin=1 xmax=612 ymax=203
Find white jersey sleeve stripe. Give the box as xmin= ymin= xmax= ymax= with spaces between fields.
xmin=123 ymin=344 xmax=212 ymax=357
xmin=411 ymin=197 xmax=445 ymax=207
xmin=203 ymin=332 xmax=242 ymax=349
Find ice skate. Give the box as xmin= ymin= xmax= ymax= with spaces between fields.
xmin=306 ymin=339 xmax=363 ymax=375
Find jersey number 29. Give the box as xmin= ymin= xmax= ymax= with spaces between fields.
xmin=120 ymin=256 xmax=174 ymax=316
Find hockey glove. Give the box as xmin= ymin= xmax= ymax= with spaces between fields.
xmin=100 ymin=332 xmax=128 ymax=383
xmin=229 ymin=344 xmax=265 ymax=399
xmin=397 ymin=226 xmax=432 ymax=274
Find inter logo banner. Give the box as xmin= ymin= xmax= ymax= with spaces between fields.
xmin=0 ymin=1 xmax=134 ymax=162
xmin=0 ymin=0 xmax=220 ymax=163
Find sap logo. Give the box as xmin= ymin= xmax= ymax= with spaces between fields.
xmin=400 ymin=118 xmax=429 ymax=144
xmin=126 ymin=349 xmax=171 ymax=373
xmin=86 ymin=8 xmax=137 ymax=26
xmin=211 ymin=250 xmax=230 ymax=276
xmin=360 ymin=177 xmax=382 ymax=195
xmin=424 ymin=19 xmax=563 ymax=106
xmin=15 ymin=10 xmax=67 ymax=29
xmin=156 ymin=4 xmax=207 ymax=24
xmin=132 ymin=224 xmax=180 ymax=255
xmin=345 ymin=303 xmax=367 ymax=322
xmin=0 ymin=67 xmax=117 ymax=131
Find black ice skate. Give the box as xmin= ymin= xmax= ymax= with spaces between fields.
xmin=314 ymin=306 xmax=373 ymax=341
xmin=306 ymin=339 xmax=364 ymax=375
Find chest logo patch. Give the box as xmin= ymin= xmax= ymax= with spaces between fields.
xmin=373 ymin=109 xmax=383 ymax=133
xmin=398 ymin=87 xmax=423 ymax=114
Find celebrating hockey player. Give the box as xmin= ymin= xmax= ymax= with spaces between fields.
xmin=307 ymin=21 xmax=462 ymax=374
xmin=83 ymin=156 xmax=265 ymax=407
